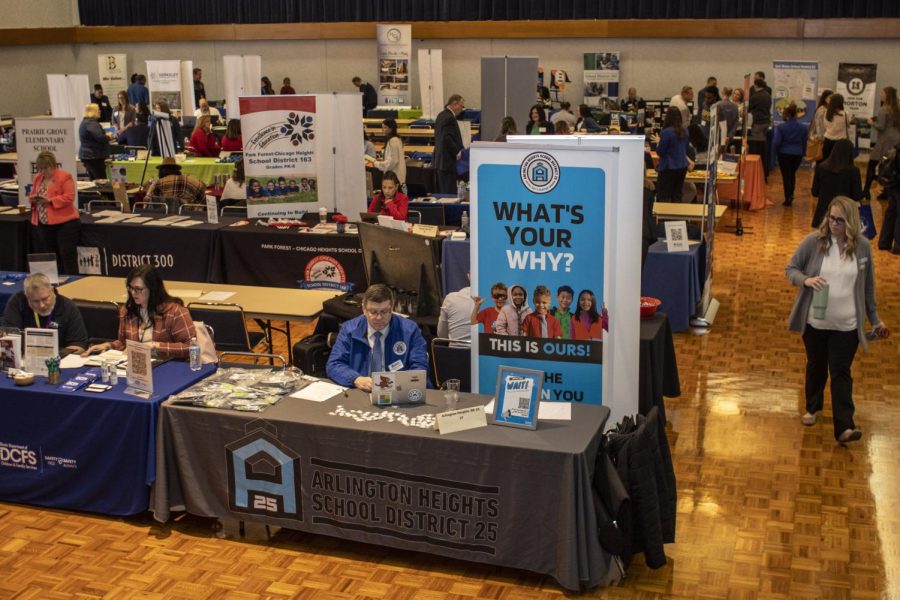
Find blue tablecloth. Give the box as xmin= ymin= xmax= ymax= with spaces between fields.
xmin=441 ymin=238 xmax=470 ymax=294
xmin=0 ymin=361 xmax=214 ymax=515
xmin=641 ymin=241 xmax=706 ymax=332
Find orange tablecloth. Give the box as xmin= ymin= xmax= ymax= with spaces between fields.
xmin=717 ymin=154 xmax=772 ymax=211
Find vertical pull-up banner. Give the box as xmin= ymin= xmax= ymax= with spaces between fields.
xmin=583 ymin=52 xmax=620 ymax=107
xmin=46 ymin=74 xmax=90 ymax=152
xmin=772 ymin=61 xmax=819 ymax=126
xmin=146 ymin=60 xmax=184 ymax=116
xmin=376 ymin=24 xmax=411 ymax=107
xmin=224 ymin=55 xmax=262 ymax=119
xmin=417 ymin=49 xmax=443 ymax=120
xmin=180 ymin=60 xmax=195 ymax=117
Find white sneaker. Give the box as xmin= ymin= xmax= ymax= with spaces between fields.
xmin=801 ymin=411 xmax=819 ymax=426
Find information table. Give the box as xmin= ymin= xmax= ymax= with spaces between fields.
xmin=211 ymin=222 xmax=367 ymax=292
xmin=108 ymin=157 xmax=235 ymax=186
xmin=153 ymin=390 xmax=618 ymax=590
xmin=0 ymin=361 xmax=215 ymax=515
xmin=78 ymin=214 xmax=237 ymax=282
xmin=641 ymin=240 xmax=706 ymax=332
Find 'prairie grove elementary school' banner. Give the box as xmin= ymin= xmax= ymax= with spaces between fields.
xmin=240 ymin=95 xmax=319 ymax=219
xmin=471 ymin=144 xmax=611 ymax=405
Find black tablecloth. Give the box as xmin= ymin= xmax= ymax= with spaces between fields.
xmin=211 ymin=223 xmax=366 ymax=291
xmin=152 ymin=390 xmax=620 ymax=590
xmin=78 ymin=214 xmax=229 ymax=281
xmin=0 ymin=212 xmax=30 ymax=271
xmin=639 ymin=312 xmax=681 ymax=421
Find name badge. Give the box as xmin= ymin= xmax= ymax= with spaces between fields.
xmin=388 ymin=359 xmax=403 ymax=372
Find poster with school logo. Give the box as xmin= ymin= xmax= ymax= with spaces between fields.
xmin=583 ymin=52 xmax=620 ymax=106
xmin=376 ymin=24 xmax=411 ymax=107
xmin=836 ymin=63 xmax=877 ymax=149
xmin=146 ymin=60 xmax=183 ymax=113
xmin=471 ymin=145 xmax=607 ymax=405
xmin=240 ymin=95 xmax=318 ymax=218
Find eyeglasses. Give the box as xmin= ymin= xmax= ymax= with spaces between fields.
xmin=364 ymin=308 xmax=392 ymax=318
xmin=492 ymin=293 xmax=507 ymax=300
xmin=128 ymin=285 xmax=146 ymax=293
xmin=828 ymin=215 xmax=846 ymax=224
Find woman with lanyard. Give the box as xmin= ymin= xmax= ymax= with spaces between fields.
xmin=493 ymin=284 xmax=532 ymax=335
xmin=28 ymin=151 xmax=80 ymax=275
xmin=83 ymin=264 xmax=197 ymax=360
xmin=786 ymin=196 xmax=888 ymax=443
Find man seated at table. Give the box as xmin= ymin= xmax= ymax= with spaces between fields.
xmin=326 ymin=284 xmax=428 ymax=392
xmin=437 ymin=277 xmax=474 ymax=343
xmin=193 ymin=98 xmax=221 ymax=120
xmin=2 ymin=273 xmax=88 ymax=353
xmin=145 ymin=157 xmax=206 ymax=208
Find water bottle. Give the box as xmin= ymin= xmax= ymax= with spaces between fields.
xmin=401 ymin=182 xmax=408 ymax=197
xmin=189 ymin=336 xmax=201 ymax=371
xmin=318 ymin=206 xmax=327 ymax=224
xmin=457 ymin=180 xmax=466 ymax=201
xmin=460 ymin=210 xmax=469 ymax=233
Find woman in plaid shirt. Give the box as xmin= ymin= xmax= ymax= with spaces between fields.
xmin=83 ymin=265 xmax=196 ymax=359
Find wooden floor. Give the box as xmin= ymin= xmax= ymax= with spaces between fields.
xmin=2 ymin=167 xmax=899 ymax=599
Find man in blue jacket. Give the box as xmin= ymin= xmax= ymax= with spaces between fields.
xmin=326 ymin=284 xmax=429 ymax=391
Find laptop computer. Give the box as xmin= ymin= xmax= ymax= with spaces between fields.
xmin=370 ymin=369 xmax=428 ymax=406
xmin=359 ymin=211 xmax=380 ymax=223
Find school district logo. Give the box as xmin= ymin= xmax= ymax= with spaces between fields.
xmin=520 ymin=152 xmax=560 ymax=194
xmin=387 ymin=28 xmax=402 ymax=42
xmin=225 ymin=423 xmax=302 ymax=520
xmin=846 ymin=77 xmax=865 ymax=96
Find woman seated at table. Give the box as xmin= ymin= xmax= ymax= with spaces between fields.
xmin=221 ymin=119 xmax=242 ymax=152
xmin=572 ymin=289 xmax=603 ymax=340
xmin=367 ymin=170 xmax=408 ymax=221
xmin=221 ymin=159 xmax=246 ymax=206
xmin=189 ymin=115 xmax=220 ymax=158
xmin=83 ymin=265 xmax=196 ymax=360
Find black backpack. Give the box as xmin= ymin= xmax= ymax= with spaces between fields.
xmin=876 ymin=143 xmax=900 ymax=188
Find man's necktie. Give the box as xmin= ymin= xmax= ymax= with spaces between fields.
xmin=371 ymin=331 xmax=384 ymax=374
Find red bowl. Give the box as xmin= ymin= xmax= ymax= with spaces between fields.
xmin=640 ymin=296 xmax=661 ymax=319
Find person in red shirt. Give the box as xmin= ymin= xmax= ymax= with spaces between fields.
xmin=470 ymin=282 xmax=508 ymax=332
xmin=367 ymin=170 xmax=408 ymax=220
xmin=220 ymin=119 xmax=242 ymax=152
xmin=189 ymin=115 xmax=220 ymax=157
xmin=521 ymin=286 xmax=562 ymax=338
xmin=280 ymin=77 xmax=296 ymax=95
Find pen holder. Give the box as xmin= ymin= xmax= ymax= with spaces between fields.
xmin=812 ymin=283 xmax=829 ymax=320
xmin=48 ymin=370 xmax=60 ymax=384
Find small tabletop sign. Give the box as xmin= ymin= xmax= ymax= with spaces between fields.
xmin=206 ymin=195 xmax=219 ymax=224
xmin=24 ymin=327 xmax=58 ymax=376
xmin=124 ymin=339 xmax=153 ymax=398
xmin=436 ymin=405 xmax=488 ymax=435
xmin=492 ymin=366 xmax=543 ymax=430
xmin=412 ymin=223 xmax=439 ymax=237
xmin=664 ymin=220 xmax=689 ymax=252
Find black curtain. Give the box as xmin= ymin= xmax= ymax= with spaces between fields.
xmin=79 ymin=0 xmax=900 ymax=26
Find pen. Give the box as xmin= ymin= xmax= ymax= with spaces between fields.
xmin=343 ymin=389 xmax=348 ymax=398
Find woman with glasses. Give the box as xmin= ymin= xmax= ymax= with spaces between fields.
xmin=786 ymin=196 xmax=889 ymax=443
xmin=810 ymin=138 xmax=862 ymax=228
xmin=83 ymin=264 xmax=196 ymax=359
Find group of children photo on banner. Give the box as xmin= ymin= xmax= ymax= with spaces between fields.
xmin=473 ymin=283 xmax=606 ymax=340
xmin=246 ymin=176 xmax=317 ymax=202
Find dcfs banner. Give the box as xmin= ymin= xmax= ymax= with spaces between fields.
xmin=146 ymin=60 xmax=183 ymax=113
xmin=772 ymin=60 xmax=818 ymax=125
xmin=98 ymin=54 xmax=128 ymax=93
xmin=836 ymin=63 xmax=877 ymax=119
xmin=583 ymin=52 xmax=620 ymax=106
xmin=376 ymin=24 xmax=411 ymax=107
xmin=14 ymin=118 xmax=77 ymax=207
xmin=240 ymin=95 xmax=318 ymax=219
xmin=471 ymin=144 xmax=610 ymax=404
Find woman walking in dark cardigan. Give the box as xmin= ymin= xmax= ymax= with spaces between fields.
xmin=810 ymin=139 xmax=861 ymax=228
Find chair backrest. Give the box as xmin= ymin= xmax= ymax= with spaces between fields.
xmin=413 ymin=204 xmax=445 ymax=226
xmin=73 ymin=300 xmax=119 ymax=342
xmin=220 ymin=205 xmax=248 ymax=218
xmin=178 ymin=203 xmax=206 ymax=214
xmin=86 ymin=199 xmax=124 ymax=213
xmin=407 ymin=209 xmax=422 ymax=224
xmin=132 ymin=201 xmax=168 ymax=215
xmin=430 ymin=337 xmax=472 ymax=392
xmin=187 ymin=302 xmax=253 ymax=352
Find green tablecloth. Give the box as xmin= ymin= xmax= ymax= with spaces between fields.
xmin=109 ymin=158 xmax=234 ymax=185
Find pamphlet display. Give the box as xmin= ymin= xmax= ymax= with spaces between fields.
xmin=492 ymin=366 xmax=542 ymax=429
xmin=24 ymin=328 xmax=58 ymax=377
xmin=0 ymin=334 xmax=22 ymax=370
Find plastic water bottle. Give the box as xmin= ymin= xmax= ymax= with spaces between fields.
xmin=460 ymin=210 xmax=469 ymax=233
xmin=401 ymin=182 xmax=408 ymax=196
xmin=457 ymin=180 xmax=466 ymax=201
xmin=189 ymin=337 xmax=201 ymax=371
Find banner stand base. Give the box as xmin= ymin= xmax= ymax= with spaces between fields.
xmin=690 ymin=297 xmax=720 ymax=331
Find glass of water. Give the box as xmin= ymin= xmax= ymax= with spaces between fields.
xmin=444 ymin=378 xmax=461 ymax=410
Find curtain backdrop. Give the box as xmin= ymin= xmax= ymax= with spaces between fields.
xmin=78 ymin=1 xmax=900 ymax=26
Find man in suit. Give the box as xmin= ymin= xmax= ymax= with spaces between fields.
xmin=433 ymin=94 xmax=466 ymax=195
xmin=352 ymin=77 xmax=378 ymax=116
xmin=326 ymin=284 xmax=429 ymax=391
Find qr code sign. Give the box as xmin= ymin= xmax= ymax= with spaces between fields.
xmin=131 ymin=349 xmax=148 ymax=376
xmin=670 ymin=228 xmax=683 ymax=241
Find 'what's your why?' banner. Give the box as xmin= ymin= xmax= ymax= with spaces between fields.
xmin=471 ymin=144 xmax=612 ymax=405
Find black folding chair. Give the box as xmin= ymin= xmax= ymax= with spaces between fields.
xmin=73 ymin=300 xmax=120 ymax=344
xmin=187 ymin=302 xmax=268 ymax=354
xmin=430 ymin=337 xmax=472 ymax=392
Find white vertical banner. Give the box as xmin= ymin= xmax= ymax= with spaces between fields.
xmin=239 ymin=94 xmax=364 ymax=219
xmin=15 ymin=117 xmax=78 ymax=207
xmin=180 ymin=60 xmax=195 ymax=118
xmin=417 ymin=48 xmax=443 ymax=120
xmin=97 ymin=54 xmax=128 ymax=93
xmin=46 ymin=74 xmax=89 ymax=155
xmin=146 ymin=60 xmax=184 ymax=114
xmin=376 ymin=24 xmax=412 ymax=107
xmin=582 ymin=52 xmax=620 ymax=106
xmin=223 ymin=55 xmax=262 ymax=119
